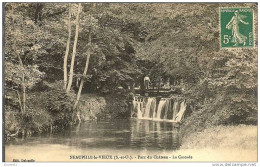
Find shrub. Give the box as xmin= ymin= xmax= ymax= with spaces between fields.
xmin=44 ymin=81 xmax=76 ymax=127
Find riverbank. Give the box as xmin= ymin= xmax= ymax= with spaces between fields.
xmin=5 ymin=84 xmax=76 ymax=139
xmin=5 ymin=87 xmax=130 ymax=140
xmin=178 ymin=124 xmax=257 ymax=161
xmin=76 ymin=92 xmax=130 ymax=120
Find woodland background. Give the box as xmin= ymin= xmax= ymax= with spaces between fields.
xmin=4 ymin=3 xmax=257 ymax=138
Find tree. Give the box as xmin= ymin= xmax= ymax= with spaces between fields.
xmin=73 ymin=15 xmax=92 ymax=123
xmin=11 ymin=4 xmax=26 ymax=113
xmin=63 ymin=4 xmax=71 ymax=89
xmin=4 ymin=2 xmax=257 ymax=130
xmin=5 ymin=3 xmax=45 ymax=113
xmin=66 ymin=3 xmax=81 ymax=93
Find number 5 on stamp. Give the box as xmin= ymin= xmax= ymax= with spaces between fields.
xmin=220 ymin=8 xmax=254 ymax=48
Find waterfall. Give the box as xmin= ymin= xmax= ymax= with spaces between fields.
xmin=156 ymin=99 xmax=166 ymax=120
xmin=150 ymin=98 xmax=156 ymax=118
xmin=174 ymin=101 xmax=186 ymax=122
xmin=132 ymin=96 xmax=187 ymax=123
xmin=163 ymin=99 xmax=170 ymax=120
xmin=137 ymin=100 xmax=143 ymax=119
xmin=144 ymin=97 xmax=156 ymax=119
xmin=131 ymin=97 xmax=137 ymax=118
xmin=172 ymin=101 xmax=178 ymax=121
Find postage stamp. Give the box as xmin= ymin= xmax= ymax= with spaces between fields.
xmin=220 ymin=8 xmax=254 ymax=48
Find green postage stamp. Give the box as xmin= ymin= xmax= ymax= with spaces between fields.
xmin=220 ymin=8 xmax=254 ymax=48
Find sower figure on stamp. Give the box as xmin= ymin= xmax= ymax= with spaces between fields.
xmin=226 ymin=10 xmax=249 ymax=46
xmin=144 ymin=75 xmax=150 ymax=89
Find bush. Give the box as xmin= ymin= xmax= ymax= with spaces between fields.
xmin=4 ymin=80 xmax=78 ymax=138
xmin=181 ymin=85 xmax=257 ymax=138
xmin=99 ymin=92 xmax=131 ymax=119
xmin=44 ymin=81 xmax=76 ymax=127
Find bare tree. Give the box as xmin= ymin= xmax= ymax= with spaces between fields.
xmin=63 ymin=4 xmax=71 ymax=89
xmin=73 ymin=16 xmax=93 ymax=123
xmin=66 ymin=3 xmax=81 ymax=93
xmin=12 ymin=4 xmax=26 ymax=113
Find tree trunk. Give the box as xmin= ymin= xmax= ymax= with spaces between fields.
xmin=66 ymin=3 xmax=81 ymax=93
xmin=15 ymin=90 xmax=23 ymax=113
xmin=73 ymin=16 xmax=92 ymax=123
xmin=34 ymin=3 xmax=44 ymax=24
xmin=12 ymin=4 xmax=26 ymax=113
xmin=22 ymin=73 xmax=26 ymax=113
xmin=64 ymin=4 xmax=72 ymax=89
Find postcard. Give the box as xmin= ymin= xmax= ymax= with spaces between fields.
xmin=3 ymin=2 xmax=257 ymax=163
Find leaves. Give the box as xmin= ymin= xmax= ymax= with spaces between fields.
xmin=4 ymin=3 xmax=257 ymax=128
xmin=5 ymin=61 xmax=45 ymax=89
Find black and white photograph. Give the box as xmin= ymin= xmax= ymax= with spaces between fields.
xmin=2 ymin=1 xmax=258 ymax=164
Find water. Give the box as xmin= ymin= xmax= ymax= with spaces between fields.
xmin=132 ymin=96 xmax=186 ymax=122
xmin=156 ymin=99 xmax=167 ymax=119
xmin=5 ymin=119 xmax=180 ymax=162
xmin=175 ymin=101 xmax=187 ymax=122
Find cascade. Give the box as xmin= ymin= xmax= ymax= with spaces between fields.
xmin=175 ymin=101 xmax=186 ymax=122
xmin=132 ymin=96 xmax=187 ymax=123
xmin=149 ymin=98 xmax=156 ymax=118
xmin=144 ymin=97 xmax=156 ymax=119
xmin=131 ymin=97 xmax=137 ymax=118
xmin=155 ymin=98 xmax=167 ymax=120
xmin=172 ymin=101 xmax=179 ymax=121
xmin=137 ymin=99 xmax=143 ymax=119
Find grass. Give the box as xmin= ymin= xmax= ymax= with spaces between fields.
xmin=181 ymin=124 xmax=257 ymax=149
xmin=177 ymin=124 xmax=257 ymax=161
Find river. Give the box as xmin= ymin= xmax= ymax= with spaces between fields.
xmin=5 ymin=119 xmax=180 ymax=162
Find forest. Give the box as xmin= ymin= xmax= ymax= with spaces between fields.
xmin=4 ymin=3 xmax=257 ymax=139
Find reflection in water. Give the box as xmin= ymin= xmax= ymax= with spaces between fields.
xmin=131 ymin=119 xmax=179 ymax=150
xmin=5 ymin=119 xmax=180 ymax=161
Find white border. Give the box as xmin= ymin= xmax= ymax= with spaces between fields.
xmin=0 ymin=1 xmax=259 ymax=167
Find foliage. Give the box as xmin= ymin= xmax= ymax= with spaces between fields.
xmin=5 ymin=93 xmax=51 ymax=135
xmin=97 ymin=92 xmax=131 ymax=119
xmin=4 ymin=3 xmax=258 ymax=137
xmin=5 ymin=62 xmax=44 ymax=90
xmin=128 ymin=3 xmax=257 ymax=130
xmin=44 ymin=81 xmax=76 ymax=126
